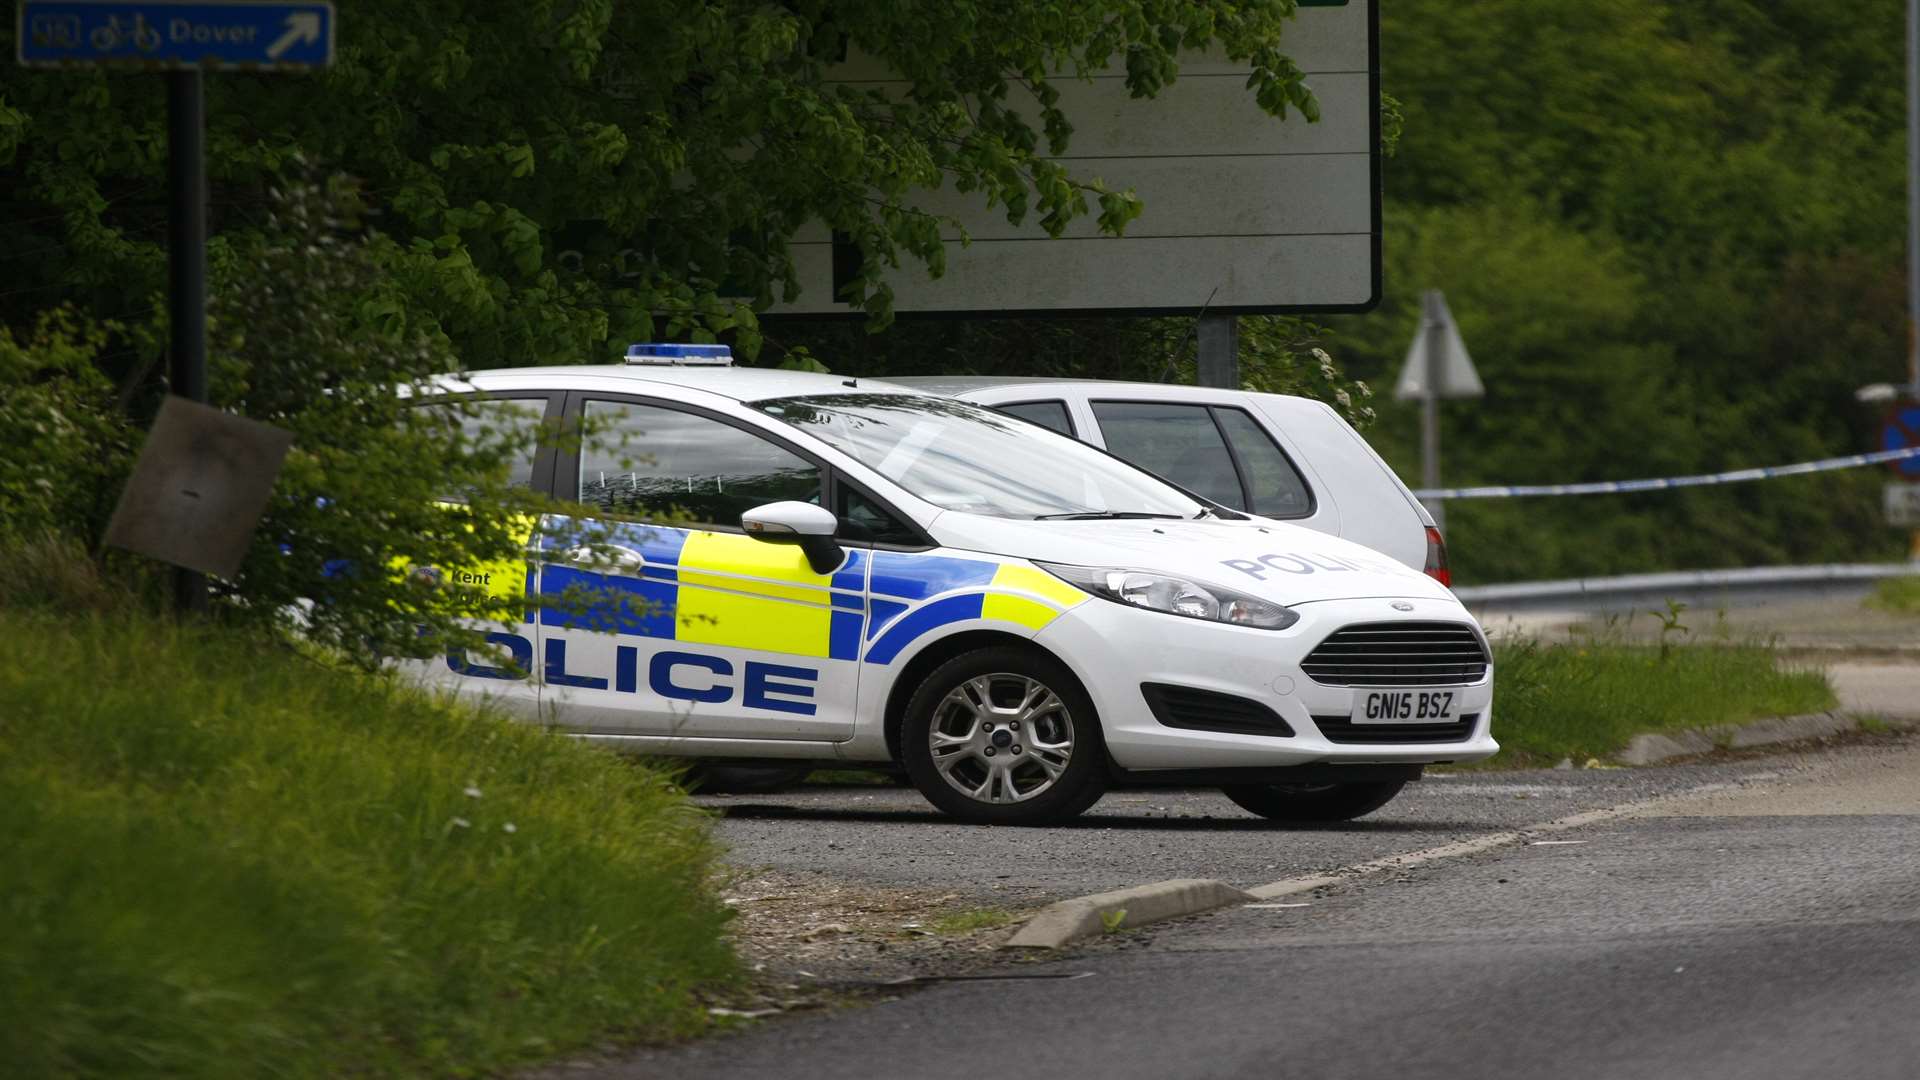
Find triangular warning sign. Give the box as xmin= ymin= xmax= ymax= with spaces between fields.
xmin=1394 ymin=290 xmax=1484 ymax=400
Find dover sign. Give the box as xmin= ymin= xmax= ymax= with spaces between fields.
xmin=17 ymin=0 xmax=334 ymax=70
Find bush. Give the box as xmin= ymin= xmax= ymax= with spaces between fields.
xmin=4 ymin=179 xmax=597 ymax=665
xmin=0 ymin=307 xmax=135 ymax=541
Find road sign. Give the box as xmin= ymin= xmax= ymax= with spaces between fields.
xmin=1393 ymin=290 xmax=1484 ymax=401
xmin=17 ymin=1 xmax=334 ymax=70
xmin=1887 ymin=483 xmax=1920 ymax=527
xmin=767 ymin=0 xmax=1378 ymax=317
xmin=1883 ymin=405 xmax=1920 ymax=480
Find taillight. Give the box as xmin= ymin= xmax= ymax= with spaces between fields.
xmin=1423 ymin=526 xmax=1452 ymax=587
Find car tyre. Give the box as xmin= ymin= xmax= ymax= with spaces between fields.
xmin=901 ymin=647 xmax=1107 ymax=825
xmin=1220 ymin=780 xmax=1407 ymax=823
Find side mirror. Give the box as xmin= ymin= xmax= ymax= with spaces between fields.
xmin=741 ymin=501 xmax=844 ymax=574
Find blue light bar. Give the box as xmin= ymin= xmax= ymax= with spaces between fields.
xmin=625 ymin=343 xmax=734 ymax=366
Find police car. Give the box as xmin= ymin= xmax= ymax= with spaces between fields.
xmin=411 ymin=344 xmax=1497 ymax=825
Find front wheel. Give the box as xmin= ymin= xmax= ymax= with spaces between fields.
xmin=1220 ymin=780 xmax=1407 ymax=823
xmin=901 ymin=647 xmax=1107 ymax=825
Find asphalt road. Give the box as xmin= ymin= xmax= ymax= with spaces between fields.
xmin=698 ymin=758 xmax=1806 ymax=908
xmin=600 ymin=737 xmax=1920 ymax=1079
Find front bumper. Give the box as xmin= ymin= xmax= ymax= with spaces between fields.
xmin=1033 ymin=593 xmax=1498 ymax=771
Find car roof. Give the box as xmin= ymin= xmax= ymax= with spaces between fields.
xmin=449 ymin=364 xmax=923 ymax=402
xmin=886 ymin=376 xmax=1102 ymax=395
xmin=887 ymin=375 xmax=1321 ymax=408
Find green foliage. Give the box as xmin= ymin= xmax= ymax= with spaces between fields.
xmin=1328 ymin=0 xmax=1911 ymax=581
xmin=0 ymin=308 xmax=135 ymax=540
xmin=200 ymin=178 xmax=580 ymax=663
xmin=1486 ymin=635 xmax=1835 ymax=766
xmin=0 ymin=179 xmax=591 ymax=662
xmin=0 ymin=606 xmax=733 ymax=1078
xmin=0 ymin=0 xmax=1320 ymax=370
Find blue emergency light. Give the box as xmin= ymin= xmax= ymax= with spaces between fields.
xmin=625 ymin=343 xmax=734 ymax=366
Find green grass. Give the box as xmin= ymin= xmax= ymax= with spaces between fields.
xmin=1486 ymin=638 xmax=1836 ymax=766
xmin=1864 ymin=575 xmax=1920 ymax=616
xmin=0 ymin=609 xmax=735 ymax=1078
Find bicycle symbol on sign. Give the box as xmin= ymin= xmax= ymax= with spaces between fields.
xmin=90 ymin=13 xmax=164 ymax=53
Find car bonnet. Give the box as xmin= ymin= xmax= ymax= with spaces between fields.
xmin=924 ymin=515 xmax=1456 ymax=606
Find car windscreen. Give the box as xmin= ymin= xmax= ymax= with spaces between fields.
xmin=751 ymin=393 xmax=1207 ymax=520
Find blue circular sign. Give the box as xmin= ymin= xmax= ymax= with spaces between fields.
xmin=1883 ymin=406 xmax=1920 ymax=479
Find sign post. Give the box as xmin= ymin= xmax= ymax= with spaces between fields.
xmin=18 ymin=0 xmax=334 ymax=610
xmin=1394 ymin=290 xmax=1484 ymax=531
xmin=1883 ymin=404 xmax=1920 ymax=561
xmin=167 ymin=66 xmax=204 ymax=609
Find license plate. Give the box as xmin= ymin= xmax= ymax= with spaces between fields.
xmin=1352 ymin=688 xmax=1458 ymax=724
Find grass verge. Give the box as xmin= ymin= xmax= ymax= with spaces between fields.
xmin=1485 ymin=638 xmax=1836 ymax=767
xmin=0 ymin=609 xmax=734 ymax=1078
xmin=1864 ymin=574 xmax=1920 ymax=616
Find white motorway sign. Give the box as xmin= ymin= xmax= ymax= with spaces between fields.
xmin=771 ymin=0 xmax=1379 ymax=317
xmin=1887 ymin=482 xmax=1920 ymax=528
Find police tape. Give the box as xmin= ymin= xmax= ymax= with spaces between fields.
xmin=1411 ymin=445 xmax=1920 ymax=500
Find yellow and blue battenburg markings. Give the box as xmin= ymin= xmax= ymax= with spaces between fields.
xmin=532 ymin=516 xmax=1089 ymax=667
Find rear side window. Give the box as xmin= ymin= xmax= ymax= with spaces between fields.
xmin=995 ymin=400 xmax=1075 ymax=437
xmin=1212 ymin=408 xmax=1314 ymax=517
xmin=1091 ymin=402 xmax=1244 ymax=507
xmin=1091 ymin=401 xmax=1312 ymax=517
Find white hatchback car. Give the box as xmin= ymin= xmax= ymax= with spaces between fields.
xmin=413 ymin=346 xmax=1497 ymax=825
xmin=890 ymin=377 xmax=1451 ymax=584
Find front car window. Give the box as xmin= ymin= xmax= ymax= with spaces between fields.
xmin=752 ymin=393 xmax=1205 ymax=520
xmin=577 ymin=400 xmax=821 ymax=527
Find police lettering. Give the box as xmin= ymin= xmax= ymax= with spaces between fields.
xmin=467 ymin=634 xmax=819 ymax=715
xmin=1222 ymin=550 xmax=1396 ymax=581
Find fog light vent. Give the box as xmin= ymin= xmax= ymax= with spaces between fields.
xmin=1141 ymin=684 xmax=1295 ymax=737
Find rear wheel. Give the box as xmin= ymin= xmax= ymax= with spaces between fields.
xmin=901 ymin=647 xmax=1107 ymax=825
xmin=1220 ymin=780 xmax=1407 ymax=823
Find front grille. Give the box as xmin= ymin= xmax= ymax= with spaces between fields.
xmin=1141 ymin=683 xmax=1295 ymax=737
xmin=1312 ymin=713 xmax=1481 ymax=744
xmin=1300 ymin=621 xmax=1489 ymax=687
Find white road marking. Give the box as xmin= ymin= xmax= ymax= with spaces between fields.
xmin=1243 ymin=781 xmax=1754 ymax=902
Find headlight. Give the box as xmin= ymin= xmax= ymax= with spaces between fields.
xmin=1037 ymin=562 xmax=1299 ymax=630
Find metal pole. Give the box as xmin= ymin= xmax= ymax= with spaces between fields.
xmin=1910 ymin=0 xmax=1920 ymax=560
xmin=1421 ymin=289 xmax=1446 ymax=532
xmin=168 ymin=69 xmax=208 ymax=613
xmin=1910 ymin=0 xmax=1919 ymax=397
xmin=1196 ymin=313 xmax=1239 ymax=388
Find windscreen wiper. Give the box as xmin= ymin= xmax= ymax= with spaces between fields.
xmin=1033 ymin=511 xmax=1186 ymax=520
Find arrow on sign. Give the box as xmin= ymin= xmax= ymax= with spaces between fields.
xmin=265 ymin=11 xmax=321 ymax=59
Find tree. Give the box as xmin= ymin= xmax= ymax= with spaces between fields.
xmin=1330 ymin=0 xmax=1912 ymax=580
xmin=0 ymin=0 xmax=1323 ymax=381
